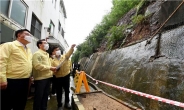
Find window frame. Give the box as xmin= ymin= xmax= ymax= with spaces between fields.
xmin=30 ymin=13 xmax=42 ymax=39
xmin=0 ymin=0 xmax=11 ymax=17
xmin=58 ymin=21 xmax=61 ymax=32
xmin=54 ymin=0 xmax=57 ymax=9
xmin=50 ymin=20 xmax=55 ymax=36
xmin=61 ymin=28 xmax=64 ymax=38
xmin=1 ymin=0 xmax=29 ymax=27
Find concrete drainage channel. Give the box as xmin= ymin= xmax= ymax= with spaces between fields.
xmin=71 ymin=82 xmax=141 ymax=110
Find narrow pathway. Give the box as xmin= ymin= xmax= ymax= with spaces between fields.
xmin=25 ymin=75 xmax=75 ymax=110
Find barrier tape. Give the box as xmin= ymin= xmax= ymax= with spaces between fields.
xmin=85 ymin=73 xmax=184 ymax=108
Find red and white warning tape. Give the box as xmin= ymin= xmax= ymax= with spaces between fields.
xmin=85 ymin=73 xmax=184 ymax=108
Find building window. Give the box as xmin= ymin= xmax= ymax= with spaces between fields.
xmin=54 ymin=0 xmax=57 ymax=9
xmin=0 ymin=0 xmax=28 ymax=27
xmin=59 ymin=5 xmax=62 ymax=13
xmin=58 ymin=21 xmax=61 ymax=32
xmin=0 ymin=23 xmax=15 ymax=42
xmin=49 ymin=20 xmax=55 ymax=36
xmin=30 ymin=14 xmax=42 ymax=39
xmin=61 ymin=28 xmax=64 ymax=38
xmin=0 ymin=0 xmax=10 ymax=17
xmin=10 ymin=0 xmax=27 ymax=26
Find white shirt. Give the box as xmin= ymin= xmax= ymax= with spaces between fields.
xmin=17 ymin=40 xmax=27 ymax=51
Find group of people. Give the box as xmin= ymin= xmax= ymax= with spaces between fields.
xmin=0 ymin=29 xmax=76 ymax=110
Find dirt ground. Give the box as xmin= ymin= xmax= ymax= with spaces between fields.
xmin=78 ymin=92 xmax=134 ymax=110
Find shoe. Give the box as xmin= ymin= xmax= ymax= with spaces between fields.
xmin=27 ymin=96 xmax=33 ymax=99
xmin=48 ymin=96 xmax=50 ymax=100
xmin=51 ymin=93 xmax=56 ymax=96
xmin=64 ymin=103 xmax=72 ymax=109
xmin=70 ymin=87 xmax=75 ymax=92
xmin=57 ymin=107 xmax=63 ymax=110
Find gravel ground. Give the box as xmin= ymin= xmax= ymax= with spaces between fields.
xmin=78 ymin=92 xmax=133 ymax=110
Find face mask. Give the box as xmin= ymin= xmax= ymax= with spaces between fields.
xmin=24 ymin=36 xmax=32 ymax=43
xmin=56 ymin=50 xmax=61 ymax=56
xmin=44 ymin=44 xmax=49 ymax=50
xmin=52 ymin=55 xmax=55 ymax=58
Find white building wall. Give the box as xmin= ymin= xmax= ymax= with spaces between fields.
xmin=0 ymin=0 xmax=68 ymax=53
xmin=24 ymin=0 xmax=68 ymax=52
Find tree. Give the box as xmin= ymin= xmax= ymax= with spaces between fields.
xmin=72 ymin=0 xmax=141 ymax=61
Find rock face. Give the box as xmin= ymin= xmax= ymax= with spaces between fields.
xmin=78 ymin=1 xmax=184 ymax=110
xmin=80 ymin=25 xmax=184 ymax=110
xmin=159 ymin=1 xmax=184 ymax=28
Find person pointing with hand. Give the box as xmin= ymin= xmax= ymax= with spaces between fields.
xmin=52 ymin=44 xmax=76 ymax=110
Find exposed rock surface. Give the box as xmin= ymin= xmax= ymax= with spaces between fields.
xmin=80 ymin=25 xmax=184 ymax=110
xmin=79 ymin=1 xmax=184 ymax=109
xmin=98 ymin=1 xmax=184 ymax=51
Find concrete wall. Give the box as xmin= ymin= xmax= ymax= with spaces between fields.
xmin=78 ymin=1 xmax=184 ymax=109
xmin=80 ymin=25 xmax=184 ymax=110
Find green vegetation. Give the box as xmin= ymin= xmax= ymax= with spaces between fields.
xmin=72 ymin=0 xmax=145 ymax=62
xmin=136 ymin=0 xmax=146 ymax=15
xmin=132 ymin=14 xmax=145 ymax=24
xmin=106 ymin=25 xmax=127 ymax=50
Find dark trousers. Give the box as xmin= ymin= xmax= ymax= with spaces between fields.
xmin=72 ymin=69 xmax=76 ymax=78
xmin=56 ymin=74 xmax=70 ymax=107
xmin=0 ymin=78 xmax=29 ymax=110
xmin=33 ymin=78 xmax=51 ymax=110
xmin=51 ymin=75 xmax=56 ymax=94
